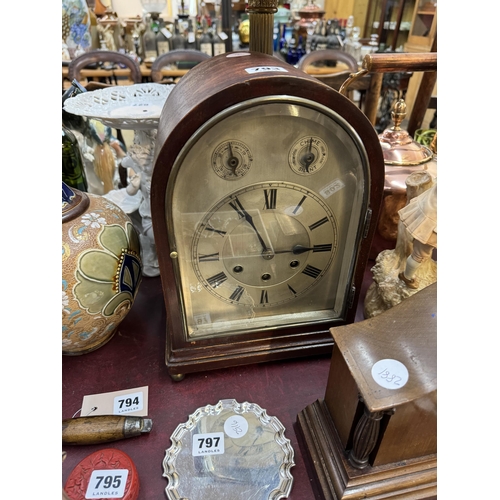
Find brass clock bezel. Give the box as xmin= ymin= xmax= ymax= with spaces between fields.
xmin=166 ymin=95 xmax=367 ymax=340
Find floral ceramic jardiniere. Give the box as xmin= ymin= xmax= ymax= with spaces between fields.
xmin=62 ymin=182 xmax=142 ymax=355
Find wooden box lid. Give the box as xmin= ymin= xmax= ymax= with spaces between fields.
xmin=330 ymin=283 xmax=437 ymax=412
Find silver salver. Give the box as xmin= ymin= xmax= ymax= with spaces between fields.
xmin=163 ymin=399 xmax=295 ymax=499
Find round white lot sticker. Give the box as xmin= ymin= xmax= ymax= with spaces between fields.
xmin=371 ymin=359 xmax=409 ymax=390
xmin=224 ymin=415 xmax=249 ymax=438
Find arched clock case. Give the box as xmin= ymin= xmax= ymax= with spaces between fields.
xmin=151 ymin=52 xmax=385 ymax=380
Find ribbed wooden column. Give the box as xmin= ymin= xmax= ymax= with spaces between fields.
xmin=348 ymin=405 xmax=384 ymax=469
xmin=247 ymin=0 xmax=278 ymax=55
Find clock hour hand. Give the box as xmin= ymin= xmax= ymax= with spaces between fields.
xmin=292 ymin=244 xmax=314 ymax=254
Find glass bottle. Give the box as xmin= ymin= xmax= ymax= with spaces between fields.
xmin=170 ymin=19 xmax=187 ymax=49
xmin=210 ymin=0 xmax=227 ymax=56
xmin=309 ymin=20 xmax=320 ymax=51
xmin=212 ymin=20 xmax=227 ymax=56
xmin=296 ymin=35 xmax=305 ymax=61
xmin=286 ymin=37 xmax=298 ymax=65
xmin=316 ymin=20 xmax=328 ymax=51
xmin=62 ymin=80 xmax=89 ymax=193
xmin=62 ymin=125 xmax=88 ymax=192
xmin=326 ymin=19 xmax=341 ymax=50
xmin=273 ymin=23 xmax=280 ymax=52
xmin=186 ymin=18 xmax=197 ymax=50
xmin=88 ymin=8 xmax=100 ymax=50
xmin=198 ymin=17 xmax=213 ymax=55
xmin=338 ymin=18 xmax=347 ymax=41
xmin=142 ymin=16 xmax=158 ymax=62
xmin=279 ymin=24 xmax=288 ymax=58
xmin=306 ymin=21 xmax=316 ymax=52
xmin=156 ymin=19 xmax=172 ymax=55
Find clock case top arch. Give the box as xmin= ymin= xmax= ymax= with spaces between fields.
xmin=151 ymin=52 xmax=385 ymax=378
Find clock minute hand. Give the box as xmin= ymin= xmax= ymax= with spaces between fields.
xmin=230 ymin=200 xmax=268 ymax=252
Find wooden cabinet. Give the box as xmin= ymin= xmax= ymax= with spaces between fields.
xmin=357 ymin=0 xmax=436 ymax=53
xmin=405 ymin=0 xmax=437 ymax=51
xmin=403 ymin=1 xmax=437 ymax=128
xmin=363 ymin=0 xmax=415 ymax=52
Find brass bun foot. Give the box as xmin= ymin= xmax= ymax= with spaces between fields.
xmin=170 ymin=373 xmax=186 ymax=382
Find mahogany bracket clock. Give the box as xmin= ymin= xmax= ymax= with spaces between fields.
xmin=151 ymin=52 xmax=385 ymax=380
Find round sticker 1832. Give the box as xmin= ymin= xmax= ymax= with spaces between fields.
xmin=371 ymin=359 xmax=409 ymax=390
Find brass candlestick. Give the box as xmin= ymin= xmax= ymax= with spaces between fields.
xmin=246 ymin=0 xmax=278 ymax=55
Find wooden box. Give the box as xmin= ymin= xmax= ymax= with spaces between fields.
xmin=297 ymin=283 xmax=437 ymax=499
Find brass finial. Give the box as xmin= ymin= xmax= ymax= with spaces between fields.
xmin=391 ymin=99 xmax=407 ymax=131
xmin=378 ymin=99 xmax=433 ymax=166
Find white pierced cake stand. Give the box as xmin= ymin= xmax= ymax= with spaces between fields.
xmin=64 ymin=83 xmax=175 ymax=277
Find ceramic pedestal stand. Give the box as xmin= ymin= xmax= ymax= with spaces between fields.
xmin=120 ymin=128 xmax=158 ymax=276
xmin=63 ymin=83 xmax=175 ymax=276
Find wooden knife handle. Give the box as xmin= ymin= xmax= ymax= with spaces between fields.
xmin=62 ymin=415 xmax=152 ymax=445
xmin=362 ymin=52 xmax=437 ymax=73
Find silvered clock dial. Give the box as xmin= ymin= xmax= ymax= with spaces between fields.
xmin=191 ymin=182 xmax=337 ymax=309
xmin=151 ymin=52 xmax=384 ymax=379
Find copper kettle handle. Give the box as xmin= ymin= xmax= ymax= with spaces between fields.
xmin=339 ymin=52 xmax=437 ymax=96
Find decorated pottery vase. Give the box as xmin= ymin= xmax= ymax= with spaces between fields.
xmin=62 ymin=182 xmax=142 ymax=355
xmin=62 ymin=0 xmax=92 ymax=60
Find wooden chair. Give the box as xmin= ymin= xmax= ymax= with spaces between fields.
xmin=340 ymin=51 xmax=437 ymax=134
xmin=297 ymin=49 xmax=358 ymax=72
xmin=151 ymin=50 xmax=210 ymax=83
xmin=67 ymin=50 xmax=142 ymax=86
xmin=66 ymin=52 xmax=142 ymax=189
xmin=296 ymin=49 xmax=359 ymax=92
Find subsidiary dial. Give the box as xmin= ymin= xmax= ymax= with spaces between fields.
xmin=288 ymin=136 xmax=328 ymax=175
xmin=212 ymin=140 xmax=253 ymax=180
